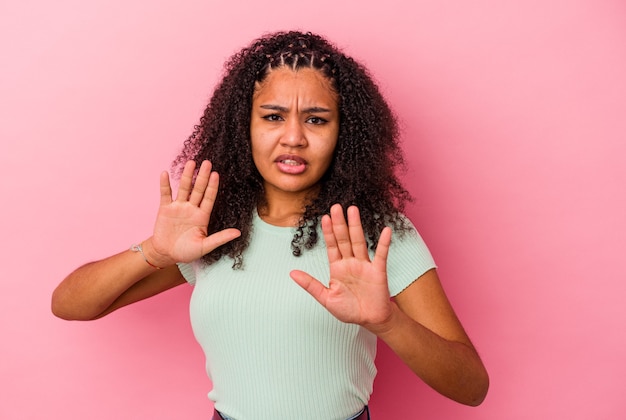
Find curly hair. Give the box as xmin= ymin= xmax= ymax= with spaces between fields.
xmin=173 ymin=31 xmax=412 ymax=268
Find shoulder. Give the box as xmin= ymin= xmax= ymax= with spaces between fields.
xmin=385 ymin=213 xmax=437 ymax=296
xmin=177 ymin=260 xmax=202 ymax=286
xmin=387 ymin=213 xmax=429 ymax=253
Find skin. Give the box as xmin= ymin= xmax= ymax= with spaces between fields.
xmin=290 ymin=205 xmax=489 ymax=405
xmin=250 ymin=67 xmax=339 ymax=226
xmin=52 ymin=66 xmax=488 ymax=406
xmin=51 ymin=160 xmax=240 ymax=319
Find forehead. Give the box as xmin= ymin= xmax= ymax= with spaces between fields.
xmin=253 ymin=67 xmax=338 ymax=105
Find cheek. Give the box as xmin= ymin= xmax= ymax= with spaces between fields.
xmin=319 ymin=143 xmax=338 ymax=168
xmin=249 ymin=120 xmax=264 ymax=151
xmin=250 ymin=141 xmax=264 ymax=171
xmin=250 ymin=132 xmax=267 ymax=157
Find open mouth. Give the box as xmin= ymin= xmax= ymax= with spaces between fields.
xmin=280 ymin=159 xmax=302 ymax=166
xmin=275 ymin=154 xmax=307 ymax=174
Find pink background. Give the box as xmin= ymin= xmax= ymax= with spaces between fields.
xmin=2 ymin=0 xmax=625 ymax=418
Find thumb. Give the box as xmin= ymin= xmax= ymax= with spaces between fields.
xmin=290 ymin=270 xmax=329 ymax=307
xmin=201 ymin=228 xmax=241 ymax=256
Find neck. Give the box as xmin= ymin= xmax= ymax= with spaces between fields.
xmin=257 ymin=197 xmax=304 ymax=227
xmin=257 ymin=207 xmax=302 ymax=227
xmin=258 ymin=188 xmax=317 ymax=227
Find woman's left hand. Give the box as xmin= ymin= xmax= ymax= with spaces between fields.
xmin=292 ymin=204 xmax=490 ymax=406
xmin=290 ymin=204 xmax=394 ymax=330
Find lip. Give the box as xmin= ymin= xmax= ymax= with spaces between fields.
xmin=275 ymin=154 xmax=307 ymax=164
xmin=274 ymin=154 xmax=308 ymax=175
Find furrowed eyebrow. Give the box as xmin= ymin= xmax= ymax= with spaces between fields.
xmin=259 ymin=104 xmax=332 ymax=113
xmin=303 ymin=106 xmax=332 ymax=113
xmin=260 ymin=104 xmax=289 ymax=112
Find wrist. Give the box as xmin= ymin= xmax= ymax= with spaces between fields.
xmin=363 ymin=301 xmax=402 ymax=337
xmin=131 ymin=238 xmax=172 ymax=269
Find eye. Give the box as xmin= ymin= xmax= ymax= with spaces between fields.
xmin=306 ymin=116 xmax=328 ymax=125
xmin=262 ymin=114 xmax=283 ymax=122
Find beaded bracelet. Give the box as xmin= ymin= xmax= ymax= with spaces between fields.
xmin=130 ymin=243 xmax=162 ymax=269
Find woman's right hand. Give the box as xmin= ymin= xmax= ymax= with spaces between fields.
xmin=145 ymin=160 xmax=241 ymax=267
xmin=52 ymin=160 xmax=239 ymax=320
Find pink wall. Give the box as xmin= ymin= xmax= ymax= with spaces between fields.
xmin=2 ymin=0 xmax=625 ymax=418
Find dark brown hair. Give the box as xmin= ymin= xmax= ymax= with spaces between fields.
xmin=173 ymin=31 xmax=411 ymax=268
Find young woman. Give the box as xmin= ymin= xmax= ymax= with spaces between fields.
xmin=52 ymin=31 xmax=489 ymax=420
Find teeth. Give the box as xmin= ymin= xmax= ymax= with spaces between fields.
xmin=281 ymin=159 xmax=299 ymax=165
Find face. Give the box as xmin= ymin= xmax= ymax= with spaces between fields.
xmin=250 ymin=67 xmax=339 ymax=203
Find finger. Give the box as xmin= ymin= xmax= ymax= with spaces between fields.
xmin=201 ymin=228 xmax=241 ymax=256
xmin=290 ymin=270 xmax=329 ymax=307
xmin=346 ymin=206 xmax=370 ymax=261
xmin=176 ymin=160 xmax=197 ymax=201
xmin=321 ymin=214 xmax=342 ymax=263
xmin=159 ymin=171 xmax=173 ymax=206
xmin=188 ymin=160 xmax=212 ymax=206
xmin=329 ymin=204 xmax=354 ymax=258
xmin=199 ymin=171 xmax=219 ymax=215
xmin=372 ymin=226 xmax=392 ymax=273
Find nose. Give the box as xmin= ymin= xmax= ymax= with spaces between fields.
xmin=280 ymin=118 xmax=307 ymax=147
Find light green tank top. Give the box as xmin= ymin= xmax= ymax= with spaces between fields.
xmin=178 ymin=212 xmax=435 ymax=420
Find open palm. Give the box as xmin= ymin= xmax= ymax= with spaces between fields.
xmin=290 ymin=204 xmax=394 ymax=328
xmin=149 ymin=160 xmax=240 ymax=266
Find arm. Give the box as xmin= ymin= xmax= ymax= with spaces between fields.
xmin=51 ymin=160 xmax=241 ymax=320
xmin=290 ymin=204 xmax=489 ymax=406
xmin=51 ymin=247 xmax=185 ymax=321
xmin=374 ymin=270 xmax=489 ymax=406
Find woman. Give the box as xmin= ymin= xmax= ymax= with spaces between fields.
xmin=52 ymin=31 xmax=489 ymax=419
